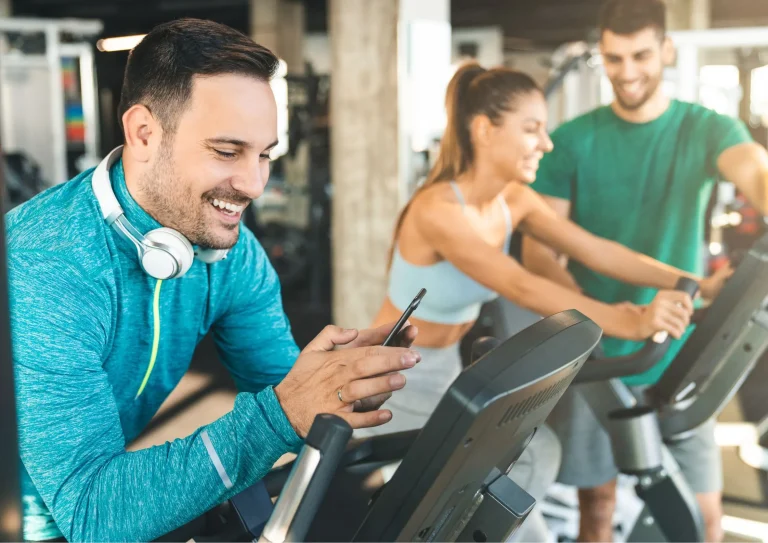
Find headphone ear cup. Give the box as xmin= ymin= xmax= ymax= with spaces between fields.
xmin=143 ymin=227 xmax=194 ymax=279
xmin=195 ymin=248 xmax=229 ymax=264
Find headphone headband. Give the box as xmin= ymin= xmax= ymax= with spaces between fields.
xmin=91 ymin=146 xmax=228 ymax=279
xmin=92 ymin=146 xmax=127 ymax=225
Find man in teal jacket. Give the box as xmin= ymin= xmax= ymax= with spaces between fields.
xmin=523 ymin=1 xmax=768 ymax=541
xmin=8 ymin=19 xmax=419 ymax=542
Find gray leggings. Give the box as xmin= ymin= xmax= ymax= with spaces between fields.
xmin=354 ymin=344 xmax=562 ymax=541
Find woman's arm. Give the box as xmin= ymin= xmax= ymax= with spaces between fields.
xmin=521 ymin=194 xmax=583 ymax=292
xmin=517 ymin=186 xmax=726 ymax=299
xmin=412 ymin=197 xmax=691 ymax=341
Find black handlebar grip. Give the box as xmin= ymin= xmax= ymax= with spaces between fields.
xmin=651 ymin=278 xmax=700 ymax=345
xmin=471 ymin=337 xmax=501 ymax=365
xmin=675 ymin=277 xmax=700 ymax=298
xmin=304 ymin=413 xmax=353 ymax=454
xmin=574 ymin=277 xmax=700 ymax=383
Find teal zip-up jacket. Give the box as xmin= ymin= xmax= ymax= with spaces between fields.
xmin=7 ymin=159 xmax=303 ymax=542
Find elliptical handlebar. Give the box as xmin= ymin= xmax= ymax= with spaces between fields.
xmin=471 ymin=337 xmax=502 ymax=365
xmin=573 ymin=278 xmax=699 ymax=383
xmin=258 ymin=414 xmax=352 ymax=543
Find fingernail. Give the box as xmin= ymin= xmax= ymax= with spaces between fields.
xmin=402 ymin=352 xmax=420 ymax=367
xmin=390 ymin=374 xmax=406 ymax=388
xmin=379 ymin=411 xmax=392 ymax=422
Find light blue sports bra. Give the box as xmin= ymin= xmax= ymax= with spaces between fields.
xmin=388 ymin=181 xmax=513 ymax=325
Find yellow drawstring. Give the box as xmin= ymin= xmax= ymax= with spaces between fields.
xmin=136 ymin=279 xmax=163 ymax=399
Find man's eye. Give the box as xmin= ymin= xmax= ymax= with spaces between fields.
xmin=260 ymin=153 xmax=272 ymax=161
xmin=215 ymin=149 xmax=237 ymax=159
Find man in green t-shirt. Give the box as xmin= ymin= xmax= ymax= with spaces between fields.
xmin=523 ymin=1 xmax=768 ymax=541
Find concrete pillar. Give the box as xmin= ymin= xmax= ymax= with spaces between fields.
xmin=278 ymin=1 xmax=305 ymax=75
xmin=328 ymin=0 xmax=400 ymax=328
xmin=328 ymin=0 xmax=450 ymax=328
xmin=667 ymin=0 xmax=711 ymax=31
xmin=251 ymin=0 xmax=305 ymax=75
xmin=251 ymin=0 xmax=279 ymax=54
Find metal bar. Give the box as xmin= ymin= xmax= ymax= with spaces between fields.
xmin=669 ymin=27 xmax=768 ymax=48
xmin=630 ymin=458 xmax=704 ymax=542
xmin=0 ymin=54 xmax=48 ymax=68
xmin=76 ymin=45 xmax=100 ymax=162
xmin=578 ymin=379 xmax=637 ymax=428
xmin=45 ymin=23 xmax=67 ymax=184
xmin=259 ymin=446 xmax=322 ymax=543
xmin=0 ymin=17 xmax=102 ymax=34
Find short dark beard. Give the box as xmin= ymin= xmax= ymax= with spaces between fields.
xmin=612 ymin=69 xmax=663 ymax=111
xmin=138 ymin=139 xmax=240 ymax=250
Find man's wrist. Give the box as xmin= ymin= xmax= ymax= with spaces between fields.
xmin=272 ymin=382 xmax=305 ymax=439
xmin=256 ymin=386 xmax=304 ymax=450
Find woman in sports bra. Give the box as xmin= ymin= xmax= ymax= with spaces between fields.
xmin=368 ymin=62 xmax=729 ymax=436
xmin=362 ymin=62 xmax=729 ymax=542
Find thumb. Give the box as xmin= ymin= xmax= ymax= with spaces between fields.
xmin=304 ymin=325 xmax=359 ymax=352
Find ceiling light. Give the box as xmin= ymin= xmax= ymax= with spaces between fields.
xmin=96 ymin=34 xmax=146 ymax=52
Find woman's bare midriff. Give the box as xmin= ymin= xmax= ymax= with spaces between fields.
xmin=373 ymin=297 xmax=476 ymax=348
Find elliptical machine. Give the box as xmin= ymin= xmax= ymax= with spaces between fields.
xmin=500 ymin=234 xmax=768 ymax=541
xmin=193 ymin=310 xmax=604 ymax=543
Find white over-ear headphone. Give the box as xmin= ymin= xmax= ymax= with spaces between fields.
xmin=91 ymin=146 xmax=229 ymax=280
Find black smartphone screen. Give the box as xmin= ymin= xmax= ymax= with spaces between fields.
xmin=382 ymin=288 xmax=426 ymax=346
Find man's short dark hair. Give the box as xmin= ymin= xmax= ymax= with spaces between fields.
xmin=598 ymin=0 xmax=666 ymax=38
xmin=117 ymin=18 xmax=279 ymax=133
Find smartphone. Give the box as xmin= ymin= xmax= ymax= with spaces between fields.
xmin=382 ymin=288 xmax=427 ymax=346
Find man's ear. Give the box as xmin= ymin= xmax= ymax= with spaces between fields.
xmin=661 ymin=35 xmax=676 ymax=67
xmin=122 ymin=105 xmax=163 ymax=162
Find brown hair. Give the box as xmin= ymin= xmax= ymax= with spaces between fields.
xmin=388 ymin=62 xmax=542 ymax=265
xmin=598 ymin=0 xmax=666 ymax=38
xmin=118 ymin=18 xmax=278 ymax=134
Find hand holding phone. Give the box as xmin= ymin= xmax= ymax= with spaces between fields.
xmin=382 ymin=288 xmax=426 ymax=347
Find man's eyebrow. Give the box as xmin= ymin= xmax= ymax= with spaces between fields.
xmin=264 ymin=139 xmax=279 ymax=151
xmin=205 ymin=137 xmax=253 ymax=148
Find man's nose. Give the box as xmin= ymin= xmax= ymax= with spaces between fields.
xmin=231 ymin=163 xmax=267 ymax=200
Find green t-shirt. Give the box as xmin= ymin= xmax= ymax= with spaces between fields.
xmin=531 ymin=100 xmax=753 ymax=386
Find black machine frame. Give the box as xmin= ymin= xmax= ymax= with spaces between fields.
xmin=574 ymin=234 xmax=768 ymax=542
xmin=254 ymin=311 xmax=602 ymax=543
xmin=354 ymin=311 xmax=602 ymax=542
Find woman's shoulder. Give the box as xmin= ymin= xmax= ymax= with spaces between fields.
xmin=500 ymin=181 xmax=534 ymax=204
xmin=411 ymin=181 xmax=460 ymax=209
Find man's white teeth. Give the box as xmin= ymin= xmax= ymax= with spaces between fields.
xmin=211 ymin=198 xmax=245 ymax=213
xmin=622 ymin=82 xmax=641 ymax=93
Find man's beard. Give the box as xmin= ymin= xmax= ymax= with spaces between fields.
xmin=138 ymin=145 xmax=239 ymax=250
xmin=612 ymin=71 xmax=663 ymax=111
